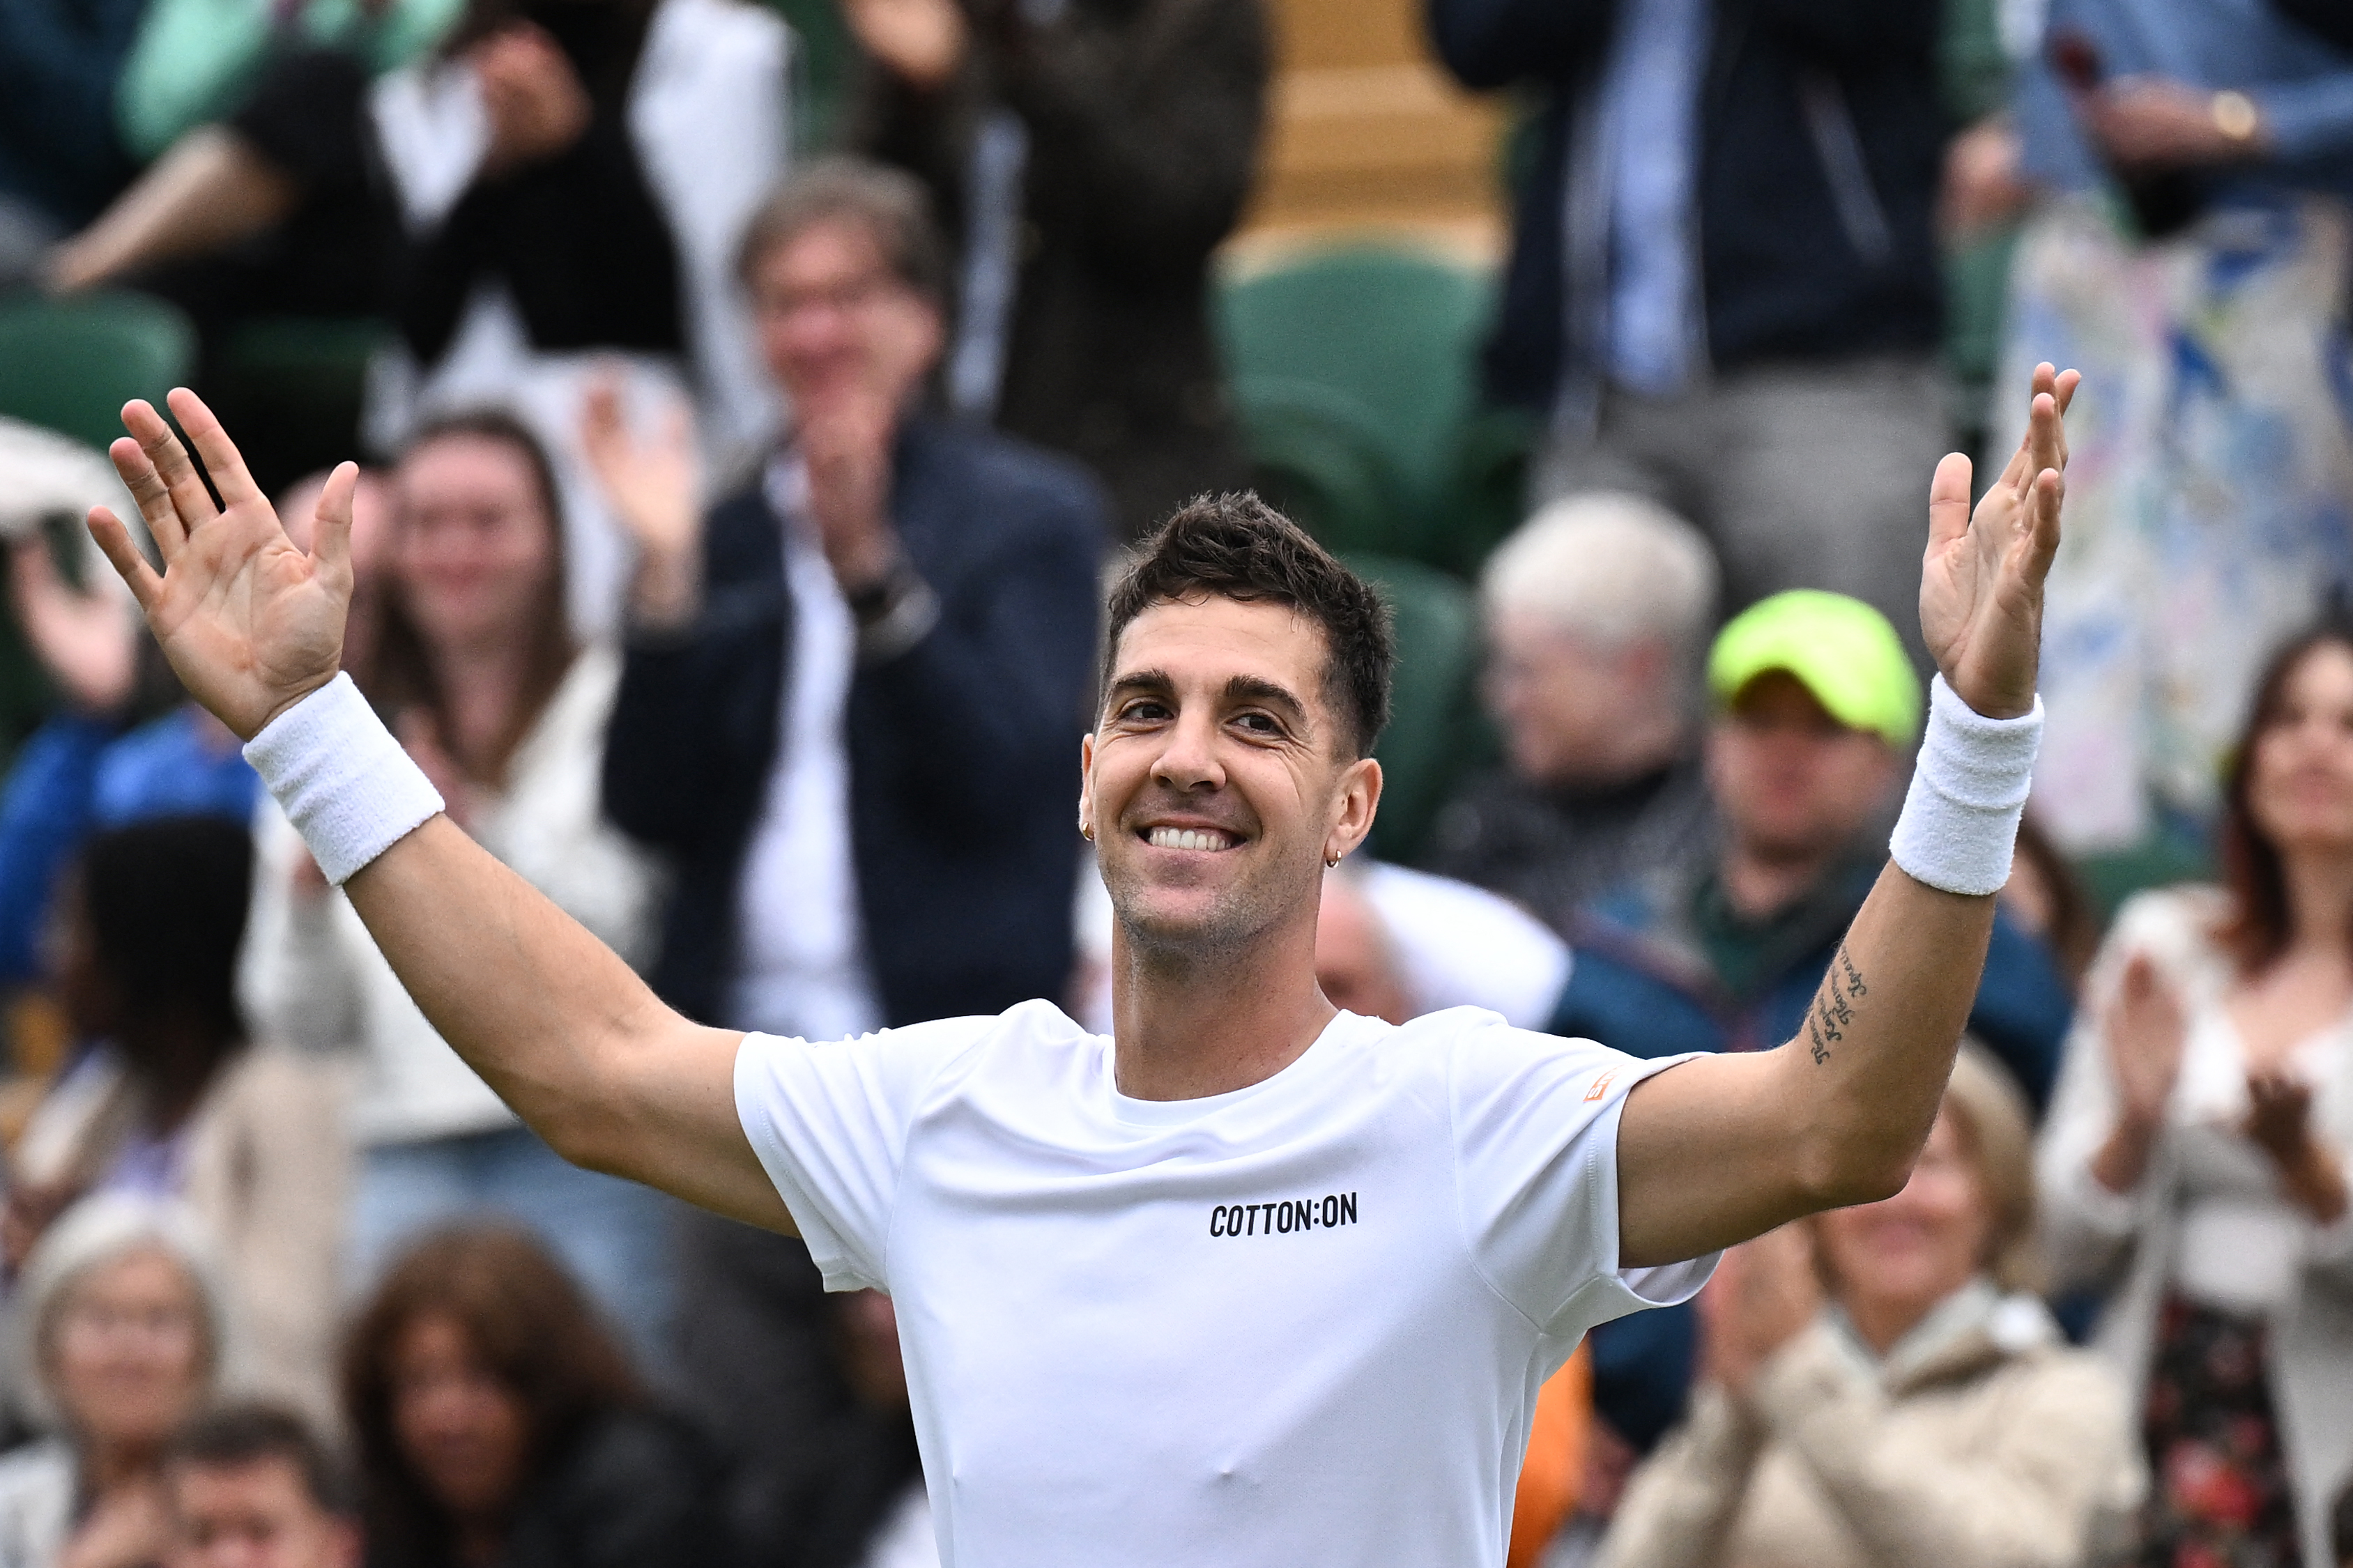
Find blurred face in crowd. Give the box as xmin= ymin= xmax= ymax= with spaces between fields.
xmin=47 ymin=1246 xmax=209 ymax=1452
xmin=1816 ymin=1107 xmax=1991 ymax=1348
xmin=2244 ymin=639 xmax=2353 ymax=863
xmin=1084 ymin=598 xmax=1379 ymax=960
xmin=390 ymin=435 xmax=558 ymax=658
xmin=388 ymin=1313 xmax=530 ymax=1525
xmin=167 ymin=1456 xmax=358 ymax=1568
xmin=1708 ymin=672 xmax=1899 ymax=866
xmin=1484 ymin=615 xmax=1683 ymax=789
xmin=1314 ymin=878 xmax=1414 ymax=1024
xmin=751 ymin=217 xmax=944 ymax=423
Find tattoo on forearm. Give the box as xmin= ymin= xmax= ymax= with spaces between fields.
xmin=1807 ymin=942 xmax=1869 ymax=1066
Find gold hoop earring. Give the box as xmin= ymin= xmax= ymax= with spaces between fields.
xmin=1326 ymin=854 xmax=1341 ymax=869
xmin=1079 ymin=821 xmax=1095 ymax=841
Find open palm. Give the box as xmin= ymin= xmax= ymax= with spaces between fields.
xmin=1919 ymin=362 xmax=2080 ymax=719
xmin=84 ymin=389 xmax=356 ymax=739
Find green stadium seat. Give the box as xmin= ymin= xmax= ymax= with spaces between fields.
xmin=1342 ymin=551 xmax=1497 ymax=863
xmin=0 ymin=292 xmax=194 ymax=452
xmin=1217 ymin=245 xmax=1496 ymax=571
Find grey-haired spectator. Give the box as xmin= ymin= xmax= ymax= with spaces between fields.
xmin=1426 ymin=492 xmax=1719 ymax=935
xmin=0 ymin=1197 xmax=234 ymax=1568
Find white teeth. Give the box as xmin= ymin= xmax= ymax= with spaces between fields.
xmin=1148 ymin=827 xmax=1234 ymax=852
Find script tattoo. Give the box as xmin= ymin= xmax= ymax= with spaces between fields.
xmin=1807 ymin=941 xmax=1869 ymax=1066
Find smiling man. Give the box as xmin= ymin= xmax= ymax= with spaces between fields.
xmin=86 ymin=364 xmax=2074 ymax=1568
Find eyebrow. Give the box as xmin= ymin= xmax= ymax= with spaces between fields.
xmin=1101 ymin=670 xmax=1315 ymax=734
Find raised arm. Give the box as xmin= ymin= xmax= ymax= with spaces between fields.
xmin=1616 ymin=364 xmax=2079 ymax=1268
xmin=85 ymin=390 xmax=791 ymax=1233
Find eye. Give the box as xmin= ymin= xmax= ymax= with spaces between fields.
xmin=1118 ymin=699 xmax=1171 ymax=723
xmin=1234 ymin=711 xmax=1284 ymax=737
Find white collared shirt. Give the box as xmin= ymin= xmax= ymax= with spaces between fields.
xmin=728 ymin=455 xmax=884 ymax=1040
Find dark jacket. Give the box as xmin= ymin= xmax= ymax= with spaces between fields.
xmin=368 ymin=1411 xmax=730 ymax=1568
xmin=860 ymin=0 xmax=1264 ymax=539
xmin=1426 ymin=0 xmax=1946 ymax=412
xmin=602 ymin=417 xmax=1106 ymax=1029
xmin=1550 ymin=850 xmax=2071 ymax=1112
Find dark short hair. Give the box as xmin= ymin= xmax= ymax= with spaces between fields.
xmin=79 ymin=815 xmax=252 ymax=1046
xmin=1102 ymin=494 xmax=1394 ymax=758
xmin=167 ymin=1404 xmax=355 ymax=1517
xmin=736 ymin=156 xmax=949 ymax=303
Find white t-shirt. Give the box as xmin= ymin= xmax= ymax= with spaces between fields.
xmin=735 ymin=999 xmax=1716 ymax=1568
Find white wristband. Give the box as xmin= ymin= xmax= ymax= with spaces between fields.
xmin=1888 ymin=675 xmax=2043 ymax=898
xmin=242 ymin=672 xmax=445 ymax=885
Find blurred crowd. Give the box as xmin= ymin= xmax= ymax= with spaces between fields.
xmin=0 ymin=0 xmax=2351 ymax=1564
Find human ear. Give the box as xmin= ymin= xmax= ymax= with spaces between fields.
xmin=1076 ymin=730 xmax=1096 ymax=842
xmin=1322 ymin=755 xmax=1382 ymax=865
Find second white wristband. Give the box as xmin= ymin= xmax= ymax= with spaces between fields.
xmin=1888 ymin=675 xmax=2043 ymax=898
xmin=243 ymin=672 xmax=445 ymax=885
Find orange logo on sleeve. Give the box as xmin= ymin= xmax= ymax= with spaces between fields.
xmin=1584 ymin=1070 xmax=1617 ymax=1103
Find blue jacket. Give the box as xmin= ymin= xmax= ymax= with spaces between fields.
xmin=1425 ymin=0 xmax=1945 ymax=413
xmin=0 ymin=705 xmax=259 ymax=987
xmin=601 ymin=418 xmax=1107 ymax=1029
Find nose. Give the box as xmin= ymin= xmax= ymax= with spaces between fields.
xmin=1151 ymin=708 xmax=1227 ymax=793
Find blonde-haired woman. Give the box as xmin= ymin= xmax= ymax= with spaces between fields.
xmin=0 ymin=1196 xmax=234 ymax=1568
xmin=1599 ymin=1049 xmax=2142 ymax=1568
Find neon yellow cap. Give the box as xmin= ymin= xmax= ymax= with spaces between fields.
xmin=1706 ymin=590 xmax=1921 ymax=748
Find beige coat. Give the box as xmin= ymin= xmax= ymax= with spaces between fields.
xmin=2037 ymin=887 xmax=2353 ymax=1568
xmin=10 ymin=1045 xmax=350 ymax=1429
xmin=1598 ymin=1291 xmax=2142 ymax=1568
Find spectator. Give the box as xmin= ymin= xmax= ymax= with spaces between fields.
xmin=0 ymin=467 xmax=392 ymax=994
xmin=47 ymin=0 xmax=790 ymax=624
xmin=1311 ymin=865 xmax=1571 ymax=1031
xmin=1551 ymin=589 xmax=2074 ymax=1109
xmin=239 ymin=413 xmax=669 ymax=1363
xmin=7 ymin=818 xmax=348 ymax=1428
xmin=1997 ymin=0 xmax=2353 ymax=849
xmin=845 ymin=0 xmax=1264 ymax=539
xmin=1426 ymin=0 xmax=1949 ymax=659
xmin=1597 ymin=1050 xmax=2144 ymax=1568
xmin=588 ymin=156 xmax=1104 ymax=1562
xmin=1550 ymin=590 xmax=2074 ymax=1475
xmin=1425 ymin=492 xmax=1719 ymax=935
xmin=0 ymin=1197 xmax=232 ymax=1568
xmin=2038 ymin=619 xmax=2353 ymax=1568
xmin=341 ymin=1227 xmax=726 ymax=1568
xmin=162 ymin=1404 xmax=359 ymax=1568
xmin=0 ymin=0 xmax=141 ymax=277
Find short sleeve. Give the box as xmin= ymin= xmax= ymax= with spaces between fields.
xmin=733 ymin=1017 xmax=992 ymax=1291
xmin=1447 ymin=1016 xmax=1719 ymax=1334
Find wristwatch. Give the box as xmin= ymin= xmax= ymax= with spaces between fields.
xmin=2211 ymin=89 xmax=2262 ymax=148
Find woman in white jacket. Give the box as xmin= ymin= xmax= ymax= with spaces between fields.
xmin=2039 ymin=620 xmax=2353 ymax=1568
xmin=241 ymin=410 xmax=670 ymax=1358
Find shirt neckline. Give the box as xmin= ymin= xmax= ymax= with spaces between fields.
xmin=1099 ymin=1010 xmax=1374 ymax=1127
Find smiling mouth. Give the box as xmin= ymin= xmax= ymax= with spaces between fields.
xmin=1144 ymin=826 xmax=1241 ymax=852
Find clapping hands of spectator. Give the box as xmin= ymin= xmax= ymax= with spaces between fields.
xmin=2246 ymin=1068 xmax=2350 ymax=1223
xmin=583 ymin=375 xmax=703 ymax=629
xmin=2090 ymin=951 xmax=2189 ymax=1197
xmin=845 ymin=0 xmax=968 ymax=89
xmin=474 ymin=24 xmax=592 ymax=178
xmin=56 ymin=1477 xmax=171 ymax=1568
xmin=802 ymin=392 xmax=903 ymax=594
xmin=2082 ymin=77 xmax=2268 ymax=174
xmin=8 ymin=536 xmax=137 ymax=716
xmin=1696 ymin=1224 xmax=1821 ymax=1403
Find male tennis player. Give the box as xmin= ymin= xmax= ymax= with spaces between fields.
xmin=89 ymin=363 xmax=2075 ymax=1567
